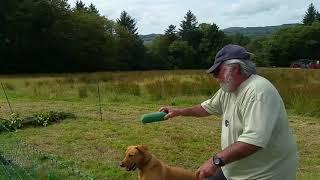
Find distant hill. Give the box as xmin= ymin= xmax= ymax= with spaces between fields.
xmin=222 ymin=23 xmax=299 ymax=37
xmin=139 ymin=23 xmax=300 ymax=43
xmin=139 ymin=33 xmax=161 ymax=44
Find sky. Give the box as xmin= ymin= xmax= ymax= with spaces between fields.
xmin=68 ymin=0 xmax=320 ymax=35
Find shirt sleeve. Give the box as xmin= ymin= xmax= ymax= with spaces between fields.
xmin=237 ymin=91 xmax=280 ymax=148
xmin=201 ymin=89 xmax=223 ymax=115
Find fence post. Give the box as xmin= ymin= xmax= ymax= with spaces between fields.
xmin=1 ymin=82 xmax=13 ymax=114
xmin=97 ymin=82 xmax=102 ymax=121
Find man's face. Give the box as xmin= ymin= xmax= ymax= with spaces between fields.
xmin=213 ymin=64 xmax=238 ymax=92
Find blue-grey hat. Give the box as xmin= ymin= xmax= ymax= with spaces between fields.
xmin=207 ymin=44 xmax=251 ymax=73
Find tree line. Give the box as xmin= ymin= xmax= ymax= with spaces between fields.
xmin=0 ymin=0 xmax=146 ymax=73
xmin=0 ymin=0 xmax=319 ymax=73
xmin=246 ymin=3 xmax=320 ymax=67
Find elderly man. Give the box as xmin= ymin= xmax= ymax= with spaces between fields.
xmin=160 ymin=44 xmax=298 ymax=180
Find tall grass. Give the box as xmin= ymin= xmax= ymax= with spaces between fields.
xmin=260 ymin=68 xmax=320 ymax=117
xmin=0 ymin=68 xmax=319 ymax=117
xmin=144 ymin=76 xmax=218 ymax=100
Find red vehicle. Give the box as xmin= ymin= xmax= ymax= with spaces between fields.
xmin=309 ymin=63 xmax=320 ymax=69
xmin=290 ymin=59 xmax=320 ymax=69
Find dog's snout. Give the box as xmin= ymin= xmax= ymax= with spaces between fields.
xmin=119 ymin=161 xmax=125 ymax=167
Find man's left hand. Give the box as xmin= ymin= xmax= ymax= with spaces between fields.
xmin=195 ymin=158 xmax=219 ymax=180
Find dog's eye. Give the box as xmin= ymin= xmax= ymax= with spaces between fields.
xmin=128 ymin=154 xmax=133 ymax=157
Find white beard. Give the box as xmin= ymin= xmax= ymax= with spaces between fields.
xmin=219 ymin=67 xmax=235 ymax=92
xmin=219 ymin=82 xmax=231 ymax=92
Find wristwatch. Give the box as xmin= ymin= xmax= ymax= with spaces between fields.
xmin=212 ymin=155 xmax=225 ymax=167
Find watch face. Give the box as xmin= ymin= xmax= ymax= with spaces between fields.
xmin=214 ymin=157 xmax=221 ymax=165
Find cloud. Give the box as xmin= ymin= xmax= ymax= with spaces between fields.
xmin=226 ymin=0 xmax=279 ymax=16
xmin=68 ymin=0 xmax=320 ymax=34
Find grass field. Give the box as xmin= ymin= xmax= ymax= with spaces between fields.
xmin=0 ymin=68 xmax=319 ymax=179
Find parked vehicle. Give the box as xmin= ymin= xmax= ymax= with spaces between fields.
xmin=290 ymin=59 xmax=320 ymax=69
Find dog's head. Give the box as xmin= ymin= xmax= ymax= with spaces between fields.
xmin=119 ymin=145 xmax=150 ymax=171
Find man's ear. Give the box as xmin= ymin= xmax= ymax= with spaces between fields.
xmin=231 ymin=63 xmax=241 ymax=75
xmin=135 ymin=145 xmax=149 ymax=153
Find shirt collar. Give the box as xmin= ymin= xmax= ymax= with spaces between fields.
xmin=234 ymin=74 xmax=256 ymax=94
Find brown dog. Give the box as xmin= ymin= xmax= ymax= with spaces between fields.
xmin=120 ymin=145 xmax=197 ymax=180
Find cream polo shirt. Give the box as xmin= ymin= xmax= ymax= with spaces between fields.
xmin=201 ymin=74 xmax=298 ymax=180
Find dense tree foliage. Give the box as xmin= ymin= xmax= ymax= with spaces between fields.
xmin=147 ymin=12 xmax=228 ymax=70
xmin=0 ymin=0 xmax=146 ymax=73
xmin=262 ymin=22 xmax=320 ymax=66
xmin=303 ymin=3 xmax=318 ymax=25
xmin=0 ymin=1 xmax=319 ymax=74
xmin=117 ymin=11 xmax=138 ymax=35
xmin=247 ymin=3 xmax=320 ymax=67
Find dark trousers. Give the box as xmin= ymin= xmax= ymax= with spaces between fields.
xmin=205 ymin=168 xmax=227 ymax=180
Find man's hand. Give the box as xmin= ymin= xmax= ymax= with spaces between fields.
xmin=160 ymin=105 xmax=210 ymax=120
xmin=195 ymin=158 xmax=219 ymax=180
xmin=159 ymin=107 xmax=181 ymax=120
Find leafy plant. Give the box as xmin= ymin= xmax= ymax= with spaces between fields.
xmin=0 ymin=113 xmax=23 ymax=132
xmin=32 ymin=112 xmax=75 ymax=127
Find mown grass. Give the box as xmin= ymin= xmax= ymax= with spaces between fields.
xmin=0 ymin=68 xmax=319 ymax=179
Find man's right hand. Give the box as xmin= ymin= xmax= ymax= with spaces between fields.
xmin=159 ymin=107 xmax=181 ymax=120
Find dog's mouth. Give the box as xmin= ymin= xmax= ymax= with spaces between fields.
xmin=126 ymin=163 xmax=136 ymax=171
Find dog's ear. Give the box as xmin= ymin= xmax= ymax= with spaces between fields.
xmin=135 ymin=145 xmax=149 ymax=153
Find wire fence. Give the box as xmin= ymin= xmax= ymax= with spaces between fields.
xmin=0 ymin=121 xmax=96 ymax=179
xmin=0 ymin=76 xmax=153 ymax=179
xmin=0 ymin=81 xmax=96 ymax=179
